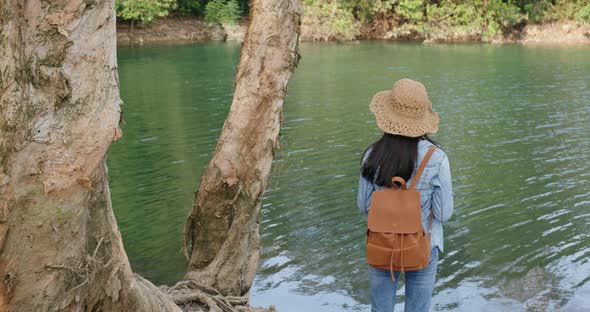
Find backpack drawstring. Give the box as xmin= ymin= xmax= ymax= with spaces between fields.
xmin=389 ymin=234 xmax=406 ymax=283
xmin=400 ymin=235 xmax=404 ymax=272
xmin=389 ymin=234 xmax=397 ymax=282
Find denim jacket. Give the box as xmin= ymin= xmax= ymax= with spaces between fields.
xmin=357 ymin=139 xmax=454 ymax=252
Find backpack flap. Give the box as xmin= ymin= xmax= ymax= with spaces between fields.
xmin=367 ymin=189 xmax=423 ymax=234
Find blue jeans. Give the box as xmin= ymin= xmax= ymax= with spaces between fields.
xmin=369 ymin=247 xmax=439 ymax=312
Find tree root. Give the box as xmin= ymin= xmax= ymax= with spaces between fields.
xmin=45 ymin=237 xmax=114 ymax=310
xmin=161 ymin=280 xmax=274 ymax=312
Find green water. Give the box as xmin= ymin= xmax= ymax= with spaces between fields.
xmin=111 ymin=42 xmax=590 ymax=311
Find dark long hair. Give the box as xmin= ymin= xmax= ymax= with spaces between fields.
xmin=361 ymin=133 xmax=439 ymax=188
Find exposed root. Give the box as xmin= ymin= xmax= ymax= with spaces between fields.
xmin=45 ymin=237 xmax=113 ymax=310
xmin=161 ymin=280 xmax=273 ymax=312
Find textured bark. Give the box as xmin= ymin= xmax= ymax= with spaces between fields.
xmin=0 ymin=1 xmax=179 ymax=311
xmin=184 ymin=0 xmax=303 ymax=297
xmin=0 ymin=0 xmax=302 ymax=309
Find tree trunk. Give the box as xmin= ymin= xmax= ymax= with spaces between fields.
xmin=0 ymin=0 xmax=302 ymax=309
xmin=184 ymin=0 xmax=303 ymax=298
xmin=0 ymin=1 xmax=179 ymax=311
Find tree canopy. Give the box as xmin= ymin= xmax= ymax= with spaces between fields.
xmin=115 ymin=0 xmax=590 ymax=28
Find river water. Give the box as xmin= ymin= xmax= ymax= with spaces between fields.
xmin=111 ymin=42 xmax=590 ymax=311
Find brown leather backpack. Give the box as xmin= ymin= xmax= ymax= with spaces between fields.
xmin=366 ymin=146 xmax=436 ymax=281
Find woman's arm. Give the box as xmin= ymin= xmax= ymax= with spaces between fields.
xmin=357 ymin=174 xmax=375 ymax=214
xmin=431 ymin=155 xmax=454 ymax=222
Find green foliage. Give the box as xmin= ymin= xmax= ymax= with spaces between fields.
xmin=339 ymin=0 xmax=367 ymax=19
xmin=175 ymin=0 xmax=202 ymax=15
xmin=303 ymin=0 xmax=360 ymax=41
xmin=485 ymin=0 xmax=525 ymax=29
xmin=544 ymin=0 xmax=590 ymax=21
xmin=424 ymin=0 xmax=525 ymax=38
xmin=522 ymin=0 xmax=550 ymax=22
xmin=575 ymin=3 xmax=590 ymax=22
xmin=427 ymin=1 xmax=479 ymax=26
xmin=116 ymin=0 xmax=176 ymax=24
xmin=484 ymin=21 xmax=502 ymax=38
xmin=397 ymin=0 xmax=424 ymax=23
xmin=371 ymin=0 xmax=397 ymax=16
xmin=204 ymin=0 xmax=241 ymax=25
xmin=113 ymin=0 xmax=589 ymax=38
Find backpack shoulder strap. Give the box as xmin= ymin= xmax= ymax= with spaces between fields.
xmin=410 ymin=146 xmax=437 ymax=190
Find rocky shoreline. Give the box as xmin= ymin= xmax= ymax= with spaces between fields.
xmin=117 ymin=17 xmax=590 ymax=46
xmin=116 ymin=18 xmax=247 ymax=45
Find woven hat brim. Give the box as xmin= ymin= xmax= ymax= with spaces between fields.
xmin=370 ymin=91 xmax=439 ymax=138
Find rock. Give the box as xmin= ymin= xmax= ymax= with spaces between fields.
xmin=116 ymin=18 xmax=234 ymax=45
xmin=205 ymin=24 xmax=226 ymax=41
xmin=223 ymin=24 xmax=246 ymax=42
xmin=385 ymin=26 xmax=424 ymax=41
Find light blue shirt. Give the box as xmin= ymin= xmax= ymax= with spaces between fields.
xmin=357 ymin=139 xmax=454 ymax=252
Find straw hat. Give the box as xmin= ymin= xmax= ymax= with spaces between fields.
xmin=370 ymin=78 xmax=439 ymax=138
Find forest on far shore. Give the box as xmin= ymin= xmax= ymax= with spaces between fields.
xmin=116 ymin=0 xmax=590 ymax=40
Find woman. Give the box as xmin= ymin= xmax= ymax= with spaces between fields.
xmin=357 ymin=78 xmax=454 ymax=312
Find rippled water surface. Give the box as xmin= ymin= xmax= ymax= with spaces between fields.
xmin=111 ymin=42 xmax=590 ymax=311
